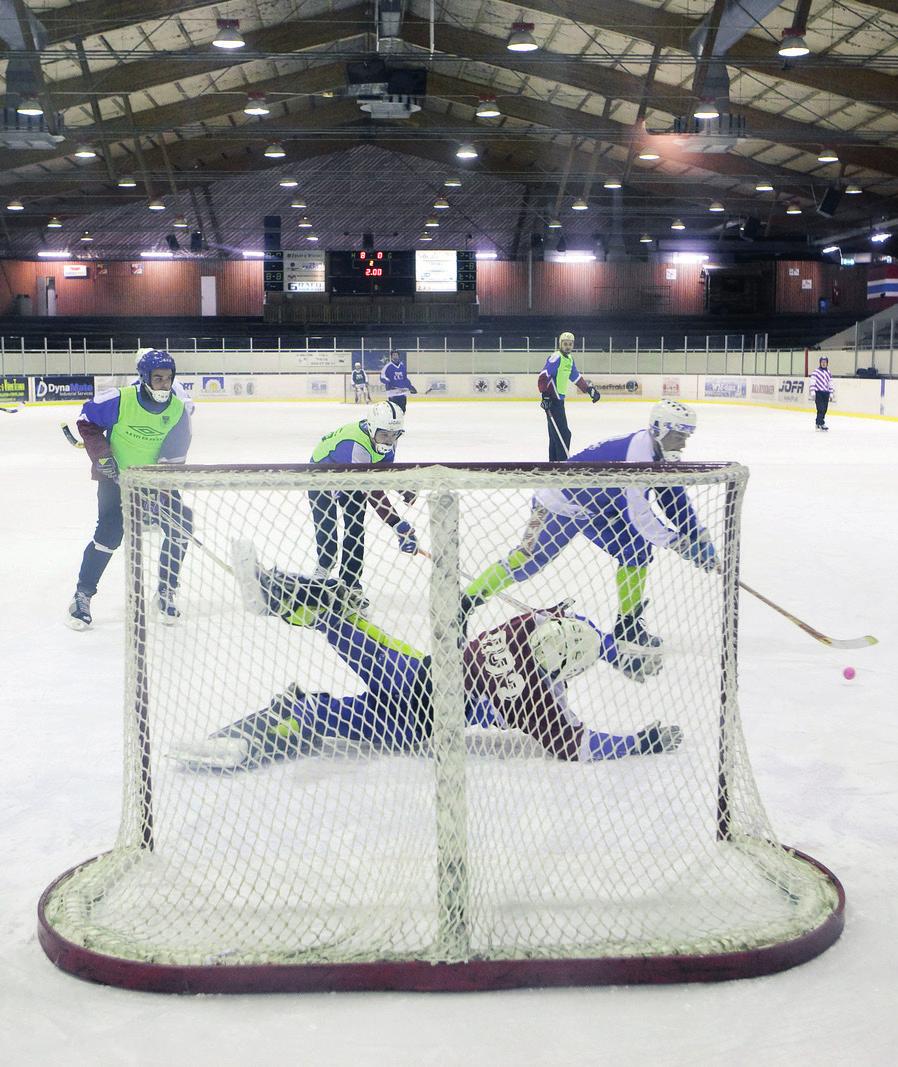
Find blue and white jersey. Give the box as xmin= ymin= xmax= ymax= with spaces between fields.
xmin=380 ymin=359 xmax=412 ymax=398
xmin=80 ymin=387 xmax=191 ymax=463
xmin=533 ymin=429 xmax=700 ymax=548
xmin=539 ymin=351 xmax=582 ymax=399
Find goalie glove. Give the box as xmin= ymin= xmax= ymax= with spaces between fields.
xmin=586 ymin=384 xmax=601 ymax=403
xmin=95 ymin=455 xmax=119 ymax=483
xmin=394 ymin=520 xmax=418 ymax=554
xmin=408 ymin=383 xmax=418 ymax=394
xmin=540 ymin=393 xmax=553 ymax=411
xmin=672 ymin=529 xmax=717 ymax=573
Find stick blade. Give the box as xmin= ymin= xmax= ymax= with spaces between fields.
xmin=822 ymin=634 xmax=878 ymax=650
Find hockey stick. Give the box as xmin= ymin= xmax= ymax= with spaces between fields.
xmin=61 ymin=423 xmax=85 ymax=447
xmin=737 ymin=580 xmax=877 ymax=650
xmin=414 ymin=547 xmax=558 ymax=616
xmin=152 ymin=499 xmax=234 ymax=577
xmin=0 ymin=406 xmax=19 ymax=414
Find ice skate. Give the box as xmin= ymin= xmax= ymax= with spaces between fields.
xmin=158 ymin=587 xmax=180 ymax=624
xmin=614 ymin=601 xmax=663 ymax=652
xmin=67 ymin=590 xmax=93 ymax=631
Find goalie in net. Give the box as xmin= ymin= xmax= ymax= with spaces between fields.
xmin=175 ymin=542 xmax=681 ymax=773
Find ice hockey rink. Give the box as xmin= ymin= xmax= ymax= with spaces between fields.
xmin=2 ymin=397 xmax=896 ymax=1067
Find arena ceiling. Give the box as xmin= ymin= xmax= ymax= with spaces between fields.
xmin=1 ymin=0 xmax=898 ymax=259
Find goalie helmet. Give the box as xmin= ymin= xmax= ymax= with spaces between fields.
xmin=354 ymin=362 xmax=362 ymax=369
xmin=137 ymin=349 xmax=176 ymax=404
xmin=649 ymin=399 xmax=697 ymax=461
xmin=558 ymin=331 xmax=575 ymax=348
xmin=530 ymin=616 xmax=603 ymax=682
xmin=363 ymin=400 xmax=404 ymax=455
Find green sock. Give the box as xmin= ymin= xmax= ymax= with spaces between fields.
xmin=463 ymin=550 xmax=528 ymax=603
xmin=616 ymin=565 xmax=648 ymax=617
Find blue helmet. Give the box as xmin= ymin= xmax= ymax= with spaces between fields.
xmin=137 ymin=349 xmax=176 ymax=402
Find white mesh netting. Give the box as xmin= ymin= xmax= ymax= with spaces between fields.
xmin=42 ymin=462 xmax=841 ymax=978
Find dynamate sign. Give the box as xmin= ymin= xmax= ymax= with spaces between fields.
xmin=31 ymin=376 xmax=95 ymax=402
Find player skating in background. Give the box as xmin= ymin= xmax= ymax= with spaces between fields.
xmin=308 ymin=400 xmax=417 ymax=609
xmin=810 ymin=354 xmax=833 ymax=431
xmin=67 ymin=350 xmax=192 ymax=630
xmin=133 ymin=347 xmax=196 ymax=416
xmin=351 ymin=362 xmax=371 ymax=404
xmin=379 ymin=349 xmax=417 ymax=412
xmin=461 ymin=400 xmax=717 ymax=651
xmin=174 ymin=547 xmax=678 ymax=772
xmin=538 ymin=331 xmax=601 ymax=460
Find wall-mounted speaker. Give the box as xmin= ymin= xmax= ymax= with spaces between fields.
xmin=190 ymin=230 xmax=203 ymax=253
xmin=165 ymin=234 xmax=179 ymax=252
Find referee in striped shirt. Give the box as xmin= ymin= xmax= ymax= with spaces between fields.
xmin=811 ymin=354 xmax=833 ymax=432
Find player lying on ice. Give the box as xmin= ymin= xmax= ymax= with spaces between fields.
xmin=174 ymin=542 xmax=682 ymax=774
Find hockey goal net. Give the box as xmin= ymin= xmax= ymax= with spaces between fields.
xmin=39 ymin=461 xmax=843 ymax=992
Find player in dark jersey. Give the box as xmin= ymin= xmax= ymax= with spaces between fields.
xmin=172 ymin=547 xmax=681 ymax=773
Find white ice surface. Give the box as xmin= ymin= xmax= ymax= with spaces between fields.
xmin=1 ymin=399 xmax=896 ymax=1067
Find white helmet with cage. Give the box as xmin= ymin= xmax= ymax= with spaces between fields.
xmin=530 ymin=616 xmax=603 ymax=682
xmin=649 ymin=399 xmax=697 ymax=461
xmin=364 ymin=400 xmax=404 ymax=455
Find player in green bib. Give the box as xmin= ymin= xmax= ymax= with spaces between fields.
xmin=67 ymin=350 xmax=192 ymax=630
xmin=309 ymin=400 xmax=417 ymax=609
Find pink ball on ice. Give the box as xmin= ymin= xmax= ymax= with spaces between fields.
xmin=842 ymin=667 xmax=856 ymax=681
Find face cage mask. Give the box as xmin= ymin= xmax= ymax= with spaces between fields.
xmin=372 ymin=427 xmax=403 ymax=454
xmin=653 ymin=425 xmax=693 ymax=461
xmin=144 ymin=382 xmax=173 ymax=403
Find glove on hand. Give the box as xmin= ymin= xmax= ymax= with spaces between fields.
xmin=673 ymin=530 xmax=717 ymax=572
xmin=587 ymin=384 xmax=601 ymax=403
xmin=394 ymin=520 xmax=418 ymax=554
xmin=540 ymin=393 xmax=553 ymax=411
xmin=96 ymin=455 xmax=120 ymax=483
xmin=408 ymin=384 xmax=418 ymax=394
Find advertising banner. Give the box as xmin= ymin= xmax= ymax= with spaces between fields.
xmin=662 ymin=377 xmax=680 ymax=397
xmin=0 ymin=375 xmax=27 ymax=404
xmin=704 ymin=377 xmax=746 ymax=399
xmin=591 ymin=378 xmax=642 ymax=396
xmin=31 ymin=375 xmax=95 ymax=403
xmin=776 ymin=377 xmax=807 ymax=404
xmin=750 ymin=379 xmax=775 ymax=400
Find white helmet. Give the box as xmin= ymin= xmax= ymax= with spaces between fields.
xmin=354 ymin=362 xmax=361 ymax=368
xmin=559 ymin=331 xmax=575 ymax=345
xmin=649 ymin=399 xmax=697 ymax=461
xmin=530 ymin=617 xmax=603 ymax=682
xmin=364 ymin=400 xmax=404 ymax=455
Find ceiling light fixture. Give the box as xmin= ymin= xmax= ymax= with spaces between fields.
xmin=6 ymin=198 xmax=24 ymax=211
xmin=37 ymin=250 xmax=70 ymax=257
xmin=822 ymin=245 xmax=840 ymax=254
xmin=80 ymin=230 xmax=93 ymax=242
xmin=425 ymin=216 xmax=440 ymax=228
xmin=475 ymin=251 xmax=498 ymax=260
xmin=778 ymin=28 xmax=810 ymax=58
xmin=173 ymin=214 xmax=188 ymax=228
xmin=871 ymin=229 xmax=890 ymax=243
xmin=507 ymin=21 xmax=538 ymax=52
xmin=693 ymin=98 xmax=720 ymax=120
xmin=638 ymin=147 xmax=660 ymax=161
xmin=16 ymin=95 xmax=43 ymax=117
xmin=817 ymin=147 xmax=839 ymax=164
xmin=603 ymin=178 xmax=622 ymax=190
xmin=244 ymin=92 xmax=270 ymax=116
xmin=117 ymin=174 xmax=137 ymax=188
xmin=306 ymin=233 xmax=319 ymax=241
xmin=844 ymin=183 xmax=862 ymax=195
xmin=74 ymin=145 xmax=97 ymax=159
xmin=46 ymin=216 xmax=62 ymax=228
xmin=456 ymin=142 xmax=479 ymax=160
xmin=213 ymin=18 xmax=245 ymax=50
xmin=419 ymin=231 xmax=433 ymax=241
xmin=140 ymin=250 xmax=174 ymax=258
xmin=709 ymin=200 xmax=725 ymax=213
xmin=786 ymin=202 xmax=802 ymax=214
xmin=671 ymin=218 xmax=686 ymax=230
xmin=443 ymin=176 xmax=462 ymax=188
xmin=278 ymin=177 xmax=299 ymax=188
xmin=571 ymin=197 xmax=589 ymax=211
xmin=433 ymin=197 xmax=449 ymax=210
xmin=639 ymin=233 xmax=653 ymax=243
xmin=148 ymin=198 xmax=166 ymax=211
xmin=755 ymin=179 xmax=774 ymax=192
xmin=290 ymin=196 xmax=307 ymax=209
xmin=475 ymin=96 xmax=500 ymax=119
xmin=264 ymin=142 xmax=286 ymax=159
xmin=547 ymin=218 xmax=562 ymax=229
xmin=297 ymin=216 xmax=313 ymax=228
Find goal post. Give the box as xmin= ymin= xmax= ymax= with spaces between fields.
xmin=38 ymin=461 xmax=844 ymax=992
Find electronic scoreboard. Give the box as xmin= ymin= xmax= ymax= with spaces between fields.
xmin=326 ymin=250 xmax=477 ymax=295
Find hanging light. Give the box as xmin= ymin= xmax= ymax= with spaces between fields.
xmin=693 ymin=98 xmax=720 ymax=120
xmin=443 ymin=176 xmax=462 ymax=188
xmin=638 ymin=147 xmax=660 ymax=161
xmin=547 ymin=218 xmax=562 ymax=229
xmin=278 ymin=177 xmax=299 ymax=188
xmin=603 ymin=178 xmax=622 ymax=190
xmin=213 ymin=18 xmax=245 ymax=49
xmin=46 ymin=215 xmax=62 ymax=228
xmin=709 ymin=200 xmax=725 ymax=213
xmin=419 ymin=231 xmax=433 ymax=241
xmin=639 ymin=232 xmax=653 ymax=243
xmin=755 ymin=179 xmax=774 ymax=192
xmin=264 ymin=142 xmax=286 ymax=159
xmin=290 ymin=196 xmax=307 ymax=209
xmin=671 ymin=218 xmax=686 ymax=230
xmin=786 ymin=202 xmax=802 ymax=214
xmin=6 ymin=198 xmax=24 ymax=211
xmin=844 ymin=183 xmax=862 ymax=195
xmin=80 ymin=230 xmax=93 ymax=242
xmin=817 ymin=147 xmax=839 ymax=164
xmin=297 ymin=215 xmax=313 ymax=228
xmin=456 ymin=142 xmax=478 ymax=160
xmin=74 ymin=145 xmax=97 ymax=159
xmin=425 ymin=216 xmax=440 ymax=228
xmin=148 ymin=198 xmax=166 ymax=211
xmin=778 ymin=28 xmax=810 ymax=58
xmin=306 ymin=233 xmax=319 ymax=241
xmin=507 ymin=22 xmax=538 ymax=52
xmin=173 ymin=214 xmax=188 ymax=228
xmin=475 ymin=96 xmax=501 ymax=119
xmin=16 ymin=95 xmax=43 ymax=117
xmin=571 ymin=197 xmax=589 ymax=211
xmin=117 ymin=174 xmax=137 ymax=188
xmin=244 ymin=92 xmax=269 ymax=116
xmin=871 ymin=230 xmax=890 ymax=243
xmin=433 ymin=197 xmax=449 ymax=210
